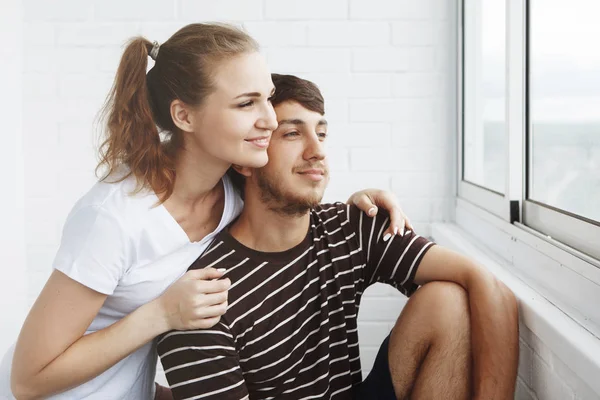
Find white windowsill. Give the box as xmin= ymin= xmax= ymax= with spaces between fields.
xmin=431 ymin=218 xmax=600 ymax=396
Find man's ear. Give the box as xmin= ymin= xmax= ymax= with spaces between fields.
xmin=233 ymin=164 xmax=253 ymax=178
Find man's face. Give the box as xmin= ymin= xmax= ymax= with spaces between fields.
xmin=249 ymin=100 xmax=330 ymax=215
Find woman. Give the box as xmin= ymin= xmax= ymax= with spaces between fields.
xmin=3 ymin=23 xmax=410 ymax=400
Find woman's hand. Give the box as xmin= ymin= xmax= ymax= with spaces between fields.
xmin=155 ymin=383 xmax=174 ymax=400
xmin=154 ymin=268 xmax=230 ymax=331
xmin=347 ymin=189 xmax=414 ymax=240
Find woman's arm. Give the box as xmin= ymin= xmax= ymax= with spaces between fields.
xmin=11 ymin=268 xmax=229 ymax=400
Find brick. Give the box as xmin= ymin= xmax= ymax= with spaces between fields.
xmin=24 ymin=23 xmax=56 ymax=46
xmin=308 ymin=22 xmax=390 ymax=47
xmin=24 ymin=146 xmax=59 ymax=198
xmin=407 ymin=47 xmax=436 ymax=71
xmin=265 ymin=0 xmax=348 ymax=20
xmin=25 ymin=198 xmax=62 ymax=247
xmin=327 ymin=148 xmax=350 ymax=171
xmin=357 ymin=296 xmax=406 ymax=321
xmin=392 ymin=72 xmax=442 ymax=97
xmin=22 ymin=100 xmax=60 ymax=149
xmin=24 ymin=0 xmax=91 ymax=21
xmin=268 ymin=49 xmax=351 ymax=73
xmin=353 ymin=48 xmax=409 ymax=72
xmin=350 ymin=147 xmax=434 ymax=172
xmin=518 ymin=339 xmax=534 ymax=387
xmin=392 ymin=198 xmax=449 ymax=222
xmin=551 ymin=356 xmax=600 ymax=400
xmin=24 ymin=46 xmax=58 ymax=73
xmin=391 ymin=122 xmax=446 ymax=147
xmin=350 ymin=0 xmax=434 ymax=20
xmin=56 ymin=98 xmax=104 ymax=124
xmin=349 ymin=74 xmax=393 ymax=98
xmin=531 ymin=354 xmax=575 ymax=400
xmin=515 ymin=377 xmax=538 ymax=400
xmin=180 ymin=0 xmax=263 ymax=21
xmin=58 ymin=121 xmax=100 ymax=149
xmin=58 ymin=73 xmax=114 ymax=100
xmin=362 ymin=283 xmax=394 ymax=297
xmin=349 ymin=99 xmax=436 ymax=122
xmin=325 ymin=100 xmax=349 ymax=123
xmin=357 ymin=322 xmax=392 ymax=346
xmin=392 ymin=21 xmax=440 ymax=46
xmin=56 ymin=48 xmax=102 ymax=73
xmin=57 ymin=171 xmax=100 ymax=205
xmin=93 ymin=0 xmax=175 ymax=21
xmin=243 ymin=22 xmax=307 ymax=47
xmin=57 ymin=23 xmax=141 ymax=47
xmin=349 ymin=0 xmax=407 ymax=20
xmin=391 ymin=171 xmax=449 ymax=198
xmin=25 ymin=245 xmax=58 ymax=274
xmin=359 ymin=347 xmax=378 ymax=373
xmin=97 ymin=47 xmax=126 ymax=73
xmin=23 ymin=73 xmax=58 ymax=100
xmin=325 ymin=171 xmax=391 ymax=201
xmin=138 ymin=23 xmax=191 ymax=43
xmin=327 ymin=122 xmax=392 ymax=147
xmin=302 ymin=73 xmax=392 ymax=99
xmin=57 ymin=143 xmax=98 ymax=173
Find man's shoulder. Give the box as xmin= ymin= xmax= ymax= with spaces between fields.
xmin=313 ymin=202 xmax=348 ymax=223
xmin=187 ymin=230 xmax=239 ymax=271
xmin=313 ymin=202 xmax=366 ymax=227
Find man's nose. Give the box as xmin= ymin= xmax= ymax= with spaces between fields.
xmin=305 ymin=135 xmax=326 ymax=161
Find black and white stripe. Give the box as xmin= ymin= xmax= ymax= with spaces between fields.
xmin=158 ymin=203 xmax=434 ymax=400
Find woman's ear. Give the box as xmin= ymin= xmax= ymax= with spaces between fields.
xmin=233 ymin=164 xmax=253 ymax=178
xmin=170 ymin=99 xmax=194 ymax=133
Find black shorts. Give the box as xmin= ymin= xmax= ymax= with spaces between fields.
xmin=353 ymin=334 xmax=396 ymax=400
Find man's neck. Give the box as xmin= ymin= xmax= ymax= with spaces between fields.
xmin=229 ymin=196 xmax=311 ymax=253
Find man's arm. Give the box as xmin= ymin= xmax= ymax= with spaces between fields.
xmin=157 ymin=322 xmax=248 ymax=400
xmin=414 ymin=246 xmax=519 ymax=400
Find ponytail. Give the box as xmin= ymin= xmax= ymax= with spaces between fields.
xmin=96 ymin=37 xmax=176 ymax=202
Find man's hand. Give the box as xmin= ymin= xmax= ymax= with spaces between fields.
xmin=347 ymin=188 xmax=413 ymax=240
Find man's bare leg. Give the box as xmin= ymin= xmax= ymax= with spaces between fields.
xmin=388 ymin=281 xmax=472 ymax=399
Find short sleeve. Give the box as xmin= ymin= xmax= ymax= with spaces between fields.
xmin=53 ymin=205 xmax=131 ymax=295
xmin=158 ymin=322 xmax=248 ymax=400
xmin=347 ymin=205 xmax=435 ymax=296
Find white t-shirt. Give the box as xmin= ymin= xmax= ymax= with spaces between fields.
xmin=0 ymin=173 xmax=243 ymax=400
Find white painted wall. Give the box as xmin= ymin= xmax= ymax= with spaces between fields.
xmin=0 ymin=0 xmax=27 ymax=356
xmin=13 ymin=0 xmax=456 ymax=378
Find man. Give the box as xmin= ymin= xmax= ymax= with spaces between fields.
xmin=157 ymin=74 xmax=519 ymax=399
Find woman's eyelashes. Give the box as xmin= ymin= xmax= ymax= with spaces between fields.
xmin=238 ymin=96 xmax=274 ymax=108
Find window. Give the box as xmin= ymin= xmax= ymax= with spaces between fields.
xmin=460 ymin=0 xmax=600 ymax=261
xmin=463 ymin=0 xmax=506 ymax=194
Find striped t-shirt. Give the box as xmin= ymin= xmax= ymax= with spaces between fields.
xmin=157 ymin=203 xmax=434 ymax=400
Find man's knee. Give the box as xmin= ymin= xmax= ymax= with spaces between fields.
xmin=394 ymin=281 xmax=470 ymax=342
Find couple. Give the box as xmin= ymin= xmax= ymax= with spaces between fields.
xmin=2 ymin=23 xmax=518 ymax=400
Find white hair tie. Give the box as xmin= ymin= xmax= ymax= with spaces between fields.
xmin=149 ymin=41 xmax=160 ymax=61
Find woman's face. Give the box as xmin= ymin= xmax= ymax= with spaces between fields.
xmin=180 ymin=51 xmax=278 ymax=169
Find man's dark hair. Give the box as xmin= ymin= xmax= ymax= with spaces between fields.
xmin=227 ymin=74 xmax=325 ymax=197
xmin=269 ymin=73 xmax=325 ymax=115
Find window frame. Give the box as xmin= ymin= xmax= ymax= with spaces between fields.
xmin=458 ymin=0 xmax=600 ymax=263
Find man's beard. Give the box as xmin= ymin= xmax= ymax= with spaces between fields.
xmin=255 ymin=170 xmax=324 ymax=217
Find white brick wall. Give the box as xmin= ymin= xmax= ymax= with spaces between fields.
xmin=515 ymin=322 xmax=599 ymax=399
xmin=2 ymin=0 xmax=518 ymax=392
